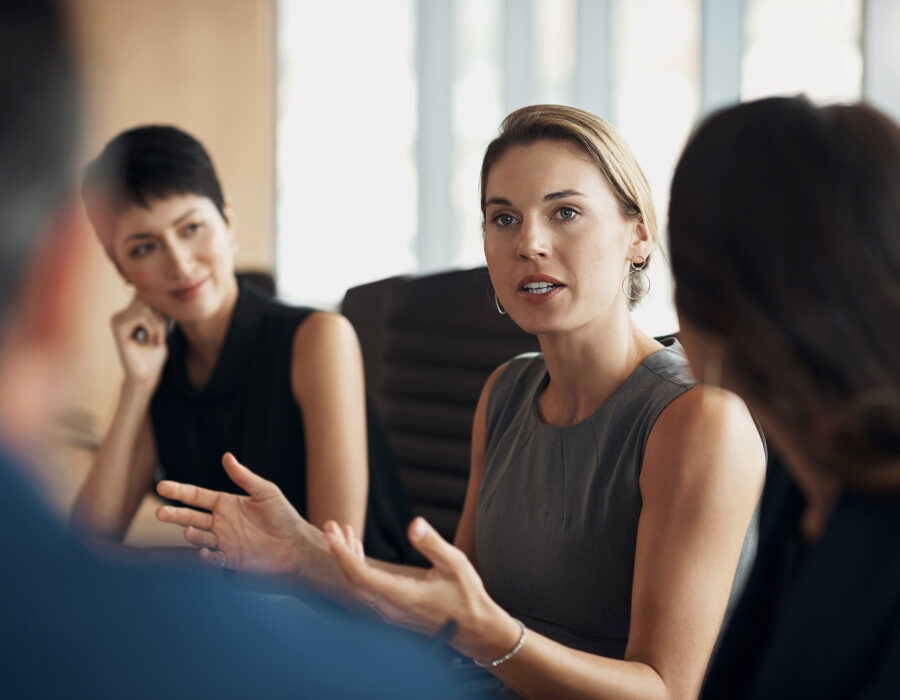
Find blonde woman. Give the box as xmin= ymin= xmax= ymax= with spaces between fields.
xmin=158 ymin=106 xmax=765 ymax=699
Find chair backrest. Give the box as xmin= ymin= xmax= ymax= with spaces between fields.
xmin=342 ymin=267 xmax=540 ymax=541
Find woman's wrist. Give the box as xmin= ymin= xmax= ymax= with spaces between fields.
xmin=291 ymin=521 xmax=342 ymax=587
xmin=455 ymin=599 xmax=523 ymax=666
xmin=120 ymin=376 xmax=158 ymax=403
xmin=474 ymin=618 xmax=526 ymax=668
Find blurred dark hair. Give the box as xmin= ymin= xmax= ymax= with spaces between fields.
xmin=0 ymin=0 xmax=79 ymax=330
xmin=83 ymin=125 xmax=226 ymax=227
xmin=669 ymin=96 xmax=900 ymax=487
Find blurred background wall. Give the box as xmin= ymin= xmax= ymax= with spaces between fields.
xmin=44 ymin=0 xmax=900 ymax=542
xmin=273 ymin=0 xmax=899 ymax=329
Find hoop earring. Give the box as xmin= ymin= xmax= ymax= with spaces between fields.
xmin=622 ymin=255 xmax=650 ymax=301
xmin=494 ymin=291 xmax=507 ymax=315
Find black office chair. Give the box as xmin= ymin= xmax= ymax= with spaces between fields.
xmin=342 ymin=266 xmax=540 ymax=541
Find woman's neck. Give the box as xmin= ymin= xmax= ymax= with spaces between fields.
xmin=179 ymin=277 xmax=240 ymax=390
xmin=537 ymin=309 xmax=660 ymax=426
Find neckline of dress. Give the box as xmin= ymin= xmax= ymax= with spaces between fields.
xmin=528 ymin=338 xmax=681 ymax=431
xmin=168 ymin=280 xmax=265 ymax=401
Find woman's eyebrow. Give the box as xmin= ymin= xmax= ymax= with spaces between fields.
xmin=123 ymin=231 xmax=154 ymax=244
xmin=544 ymin=190 xmax=585 ymax=201
xmin=485 ymin=196 xmax=512 ymax=208
xmin=171 ymin=207 xmax=197 ymax=225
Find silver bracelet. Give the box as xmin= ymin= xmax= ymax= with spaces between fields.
xmin=474 ymin=618 xmax=526 ymax=668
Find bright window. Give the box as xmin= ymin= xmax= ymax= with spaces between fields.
xmin=612 ymin=0 xmax=700 ymax=335
xmin=743 ymin=0 xmax=862 ymax=102
xmin=276 ymin=0 xmax=867 ymax=332
xmin=277 ymin=0 xmax=417 ymax=308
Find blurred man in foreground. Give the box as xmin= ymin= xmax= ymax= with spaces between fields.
xmin=0 ymin=2 xmax=454 ymax=697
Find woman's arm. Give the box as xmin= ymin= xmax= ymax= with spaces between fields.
xmin=327 ymin=385 xmax=765 ymax=699
xmin=154 ymin=362 xmax=509 ymax=594
xmin=453 ymin=362 xmax=507 ymax=563
xmin=486 ymin=386 xmax=765 ymax=698
xmin=71 ymin=300 xmax=167 ymax=540
xmin=71 ymin=396 xmax=160 ymax=540
xmin=622 ymin=386 xmax=765 ymax=697
xmin=290 ymin=312 xmax=368 ymax=533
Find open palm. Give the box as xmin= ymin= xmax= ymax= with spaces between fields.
xmin=324 ymin=517 xmax=518 ymax=662
xmin=156 ymin=452 xmax=313 ymax=575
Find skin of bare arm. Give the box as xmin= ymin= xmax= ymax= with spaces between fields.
xmin=70 ymin=298 xmax=167 ymax=539
xmin=325 ymin=384 xmax=765 ymax=699
xmin=290 ymin=312 xmax=368 ymax=534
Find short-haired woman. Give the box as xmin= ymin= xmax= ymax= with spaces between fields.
xmin=73 ymin=125 xmax=410 ymax=562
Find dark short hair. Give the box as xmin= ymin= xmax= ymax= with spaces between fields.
xmin=669 ymin=96 xmax=900 ymax=486
xmin=0 ymin=0 xmax=79 ymax=330
xmin=83 ymin=125 xmax=226 ymax=222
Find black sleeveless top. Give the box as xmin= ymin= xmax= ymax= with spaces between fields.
xmin=150 ymin=281 xmax=412 ymax=562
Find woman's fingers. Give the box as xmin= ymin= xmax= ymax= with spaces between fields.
xmin=340 ymin=523 xmax=365 ymax=561
xmin=406 ymin=517 xmax=466 ymax=573
xmin=155 ymin=504 xmax=214 ymax=530
xmin=323 ymin=525 xmax=364 ymax=590
xmin=221 ymin=452 xmax=279 ymax=499
xmin=325 ymin=525 xmax=451 ymax=634
xmin=200 ymin=547 xmax=227 ymax=568
xmin=156 ymin=480 xmax=219 ymax=511
xmin=326 ymin=529 xmax=419 ymax=604
xmin=351 ymin=527 xmax=365 ymax=560
xmin=114 ymin=302 xmax=167 ymax=343
xmin=184 ymin=525 xmax=218 ymax=549
xmin=324 ymin=522 xmax=364 ymax=563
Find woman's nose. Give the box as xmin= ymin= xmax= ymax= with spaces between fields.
xmin=166 ymin=240 xmax=194 ymax=278
xmin=516 ymin=218 xmax=551 ymax=260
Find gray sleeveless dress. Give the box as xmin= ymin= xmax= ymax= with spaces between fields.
xmin=475 ymin=339 xmax=759 ymax=660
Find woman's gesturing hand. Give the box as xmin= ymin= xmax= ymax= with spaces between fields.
xmin=324 ymin=517 xmax=521 ymax=664
xmin=111 ymin=296 xmax=168 ymax=387
xmin=155 ymin=452 xmax=313 ymax=575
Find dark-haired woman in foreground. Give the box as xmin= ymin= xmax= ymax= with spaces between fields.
xmin=668 ymin=97 xmax=900 ymax=698
xmin=72 ymin=125 xmax=410 ymax=561
xmin=156 ymin=106 xmax=765 ymax=699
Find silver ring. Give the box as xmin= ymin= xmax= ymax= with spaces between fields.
xmin=367 ymin=594 xmax=380 ymax=609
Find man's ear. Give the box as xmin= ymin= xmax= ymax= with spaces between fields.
xmin=10 ymin=197 xmax=92 ymax=352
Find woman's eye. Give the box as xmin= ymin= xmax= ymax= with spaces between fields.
xmin=128 ymin=243 xmax=155 ymax=258
xmin=557 ymin=207 xmax=578 ymax=221
xmin=492 ymin=213 xmax=516 ymax=227
xmin=183 ymin=222 xmax=203 ymax=236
